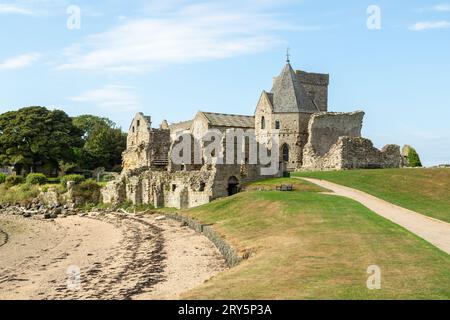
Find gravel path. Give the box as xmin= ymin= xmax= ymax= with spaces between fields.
xmin=0 ymin=213 xmax=226 ymax=300
xmin=301 ymin=178 xmax=450 ymax=255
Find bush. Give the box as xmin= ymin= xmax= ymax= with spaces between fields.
xmin=5 ymin=175 xmax=24 ymax=186
xmin=0 ymin=173 xmax=6 ymax=184
xmin=0 ymin=183 xmax=40 ymax=206
xmin=46 ymin=177 xmax=61 ymax=184
xmin=26 ymin=173 xmax=47 ymax=185
xmin=72 ymin=179 xmax=102 ymax=205
xmin=61 ymin=174 xmax=86 ymax=186
xmin=408 ymin=148 xmax=422 ymax=167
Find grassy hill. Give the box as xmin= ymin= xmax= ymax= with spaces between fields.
xmin=180 ymin=178 xmax=450 ymax=300
xmin=293 ymin=169 xmax=450 ymax=223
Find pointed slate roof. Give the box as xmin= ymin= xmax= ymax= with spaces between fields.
xmin=271 ymin=63 xmax=317 ymax=113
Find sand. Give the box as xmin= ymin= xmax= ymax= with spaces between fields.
xmin=0 ymin=213 xmax=226 ymax=300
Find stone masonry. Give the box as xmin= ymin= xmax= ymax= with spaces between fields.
xmin=102 ymin=60 xmax=405 ymax=209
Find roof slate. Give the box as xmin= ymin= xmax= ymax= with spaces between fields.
xmin=271 ymin=63 xmax=317 ymax=113
xmin=200 ymin=112 xmax=255 ymax=128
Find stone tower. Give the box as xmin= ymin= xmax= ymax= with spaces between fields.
xmin=255 ymin=62 xmax=329 ymax=171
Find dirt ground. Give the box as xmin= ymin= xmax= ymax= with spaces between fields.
xmin=0 ymin=213 xmax=226 ymax=300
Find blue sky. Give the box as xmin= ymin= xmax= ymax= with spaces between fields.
xmin=0 ymin=0 xmax=449 ymax=166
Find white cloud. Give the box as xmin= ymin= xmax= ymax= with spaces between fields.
xmin=0 ymin=3 xmax=33 ymax=15
xmin=58 ymin=2 xmax=308 ymax=72
xmin=410 ymin=20 xmax=450 ymax=31
xmin=432 ymin=4 xmax=450 ymax=12
xmin=69 ymin=85 xmax=141 ymax=112
xmin=0 ymin=53 xmax=41 ymax=70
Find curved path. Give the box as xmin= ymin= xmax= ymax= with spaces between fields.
xmin=0 ymin=213 xmax=226 ymax=300
xmin=300 ymin=178 xmax=450 ymax=255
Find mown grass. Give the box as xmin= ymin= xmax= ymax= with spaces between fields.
xmin=293 ymin=168 xmax=450 ymax=223
xmin=181 ymin=177 xmax=450 ymax=300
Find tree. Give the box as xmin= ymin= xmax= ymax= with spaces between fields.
xmin=408 ymin=147 xmax=422 ymax=167
xmin=72 ymin=115 xmax=126 ymax=170
xmin=0 ymin=107 xmax=83 ymax=175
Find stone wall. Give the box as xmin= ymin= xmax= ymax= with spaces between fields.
xmin=305 ymin=111 xmax=364 ymax=157
xmin=164 ymin=212 xmax=244 ymax=267
xmin=296 ymin=70 xmax=329 ymax=112
xmin=123 ymin=113 xmax=171 ymax=171
xmin=303 ymin=136 xmax=403 ymax=170
xmin=301 ymin=111 xmax=403 ymax=170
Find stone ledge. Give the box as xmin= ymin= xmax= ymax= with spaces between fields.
xmin=163 ymin=212 xmax=243 ymax=267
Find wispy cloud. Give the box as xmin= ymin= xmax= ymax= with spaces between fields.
xmin=69 ymin=85 xmax=141 ymax=111
xmin=410 ymin=20 xmax=450 ymax=31
xmin=0 ymin=3 xmax=33 ymax=15
xmin=432 ymin=4 xmax=450 ymax=12
xmin=58 ymin=1 xmax=312 ymax=72
xmin=0 ymin=53 xmax=41 ymax=70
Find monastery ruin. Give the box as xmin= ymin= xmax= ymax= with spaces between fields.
xmin=103 ymin=61 xmax=403 ymax=209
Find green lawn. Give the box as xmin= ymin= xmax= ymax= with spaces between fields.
xmin=293 ymin=168 xmax=450 ymax=223
xmin=180 ymin=178 xmax=450 ymax=300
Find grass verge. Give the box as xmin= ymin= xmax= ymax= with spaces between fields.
xmin=180 ymin=177 xmax=450 ymax=299
xmin=293 ymin=168 xmax=450 ymax=223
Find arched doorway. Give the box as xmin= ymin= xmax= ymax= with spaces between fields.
xmin=282 ymin=144 xmax=289 ymax=162
xmin=227 ymin=176 xmax=240 ymax=196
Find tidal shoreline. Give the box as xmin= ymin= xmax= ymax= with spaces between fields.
xmin=0 ymin=212 xmax=226 ymax=300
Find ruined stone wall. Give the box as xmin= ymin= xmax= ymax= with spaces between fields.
xmin=305 ymin=111 xmax=364 ymax=157
xmin=123 ymin=128 xmax=171 ymax=171
xmin=300 ymin=111 xmax=404 ymax=170
xmin=118 ymin=168 xmax=215 ymax=209
xmin=127 ymin=113 xmax=152 ymax=148
xmin=122 ymin=145 xmax=150 ymax=171
xmin=302 ymin=136 xmax=403 ymax=170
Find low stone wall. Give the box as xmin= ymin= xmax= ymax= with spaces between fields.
xmin=164 ymin=212 xmax=243 ymax=267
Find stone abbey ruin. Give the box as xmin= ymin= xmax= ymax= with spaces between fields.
xmin=103 ymin=61 xmax=404 ymax=209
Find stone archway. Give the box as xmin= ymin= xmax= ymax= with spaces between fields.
xmin=281 ymin=143 xmax=290 ymax=162
xmin=227 ymin=176 xmax=240 ymax=196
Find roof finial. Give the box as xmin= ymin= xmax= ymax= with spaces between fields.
xmin=286 ymin=47 xmax=291 ymax=63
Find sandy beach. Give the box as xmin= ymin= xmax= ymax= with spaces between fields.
xmin=0 ymin=213 xmax=226 ymax=300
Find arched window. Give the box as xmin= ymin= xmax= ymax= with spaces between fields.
xmin=282 ymin=144 xmax=289 ymax=162
xmin=261 ymin=116 xmax=265 ymax=130
xmin=275 ymin=121 xmax=280 ymax=129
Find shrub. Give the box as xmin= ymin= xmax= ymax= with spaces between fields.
xmin=5 ymin=175 xmax=24 ymax=186
xmin=0 ymin=183 xmax=40 ymax=206
xmin=60 ymin=174 xmax=86 ymax=186
xmin=0 ymin=173 xmax=6 ymax=184
xmin=46 ymin=177 xmax=61 ymax=184
xmin=408 ymin=148 xmax=422 ymax=167
xmin=26 ymin=173 xmax=47 ymax=185
xmin=72 ymin=179 xmax=102 ymax=205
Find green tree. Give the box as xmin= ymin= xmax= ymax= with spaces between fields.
xmin=0 ymin=107 xmax=83 ymax=175
xmin=72 ymin=115 xmax=126 ymax=170
xmin=408 ymin=148 xmax=423 ymax=167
